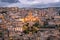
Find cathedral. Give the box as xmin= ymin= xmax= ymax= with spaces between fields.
xmin=19 ymin=11 xmax=39 ymax=22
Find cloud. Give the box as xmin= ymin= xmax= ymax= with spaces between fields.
xmin=0 ymin=0 xmax=60 ymax=8
xmin=7 ymin=2 xmax=60 ymax=8
xmin=7 ymin=3 xmax=32 ymax=8
xmin=0 ymin=2 xmax=10 ymax=7
xmin=0 ymin=0 xmax=19 ymax=3
xmin=19 ymin=0 xmax=60 ymax=5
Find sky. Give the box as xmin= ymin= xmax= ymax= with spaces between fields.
xmin=0 ymin=0 xmax=60 ymax=8
xmin=19 ymin=0 xmax=60 ymax=4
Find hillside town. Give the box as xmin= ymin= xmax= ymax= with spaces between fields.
xmin=0 ymin=7 xmax=60 ymax=40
